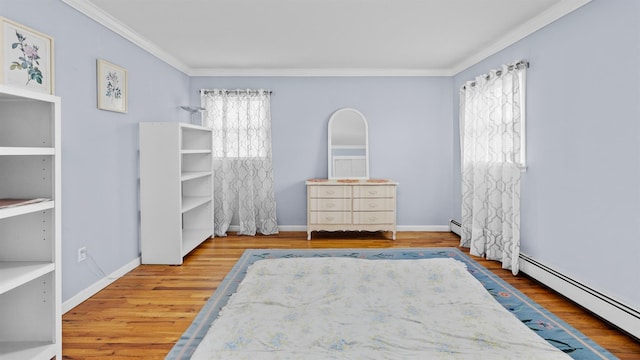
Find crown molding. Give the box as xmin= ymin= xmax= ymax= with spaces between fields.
xmin=187 ymin=67 xmax=451 ymax=77
xmin=61 ymin=0 xmax=191 ymax=74
xmin=450 ymin=0 xmax=592 ymax=75
xmin=63 ymin=0 xmax=590 ymax=78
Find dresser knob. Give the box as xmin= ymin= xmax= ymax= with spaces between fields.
xmin=326 ymin=190 xmax=335 ymax=195
xmin=368 ymin=203 xmax=377 ymax=208
xmin=326 ymin=216 xmax=334 ymax=221
xmin=368 ymin=190 xmax=377 ymax=195
xmin=327 ymin=203 xmax=335 ymax=208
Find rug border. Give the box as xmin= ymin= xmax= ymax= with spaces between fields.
xmin=166 ymin=247 xmax=614 ymax=360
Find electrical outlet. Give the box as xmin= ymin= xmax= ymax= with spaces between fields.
xmin=77 ymin=246 xmax=87 ymax=262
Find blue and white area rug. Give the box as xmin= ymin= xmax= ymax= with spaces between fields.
xmin=166 ymin=248 xmax=614 ymax=359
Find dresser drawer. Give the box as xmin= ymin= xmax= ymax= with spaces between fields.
xmin=309 ymin=198 xmax=351 ymax=211
xmin=353 ymin=211 xmax=394 ymax=224
xmin=308 ymin=185 xmax=352 ymax=198
xmin=353 ymin=198 xmax=395 ymax=211
xmin=353 ymin=185 xmax=395 ymax=198
xmin=309 ymin=211 xmax=351 ymax=225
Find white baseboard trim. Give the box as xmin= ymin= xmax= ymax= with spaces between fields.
xmin=397 ymin=225 xmax=450 ymax=232
xmin=227 ymin=225 xmax=453 ymax=233
xmin=62 ymin=257 xmax=141 ymax=314
xmin=277 ymin=225 xmax=307 ymax=232
xmin=519 ymin=253 xmax=640 ymax=339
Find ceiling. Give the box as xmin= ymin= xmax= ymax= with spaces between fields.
xmin=62 ymin=0 xmax=591 ymax=76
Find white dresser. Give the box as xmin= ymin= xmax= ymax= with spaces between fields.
xmin=306 ymin=179 xmax=397 ymax=240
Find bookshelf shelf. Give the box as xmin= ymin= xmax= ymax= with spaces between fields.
xmin=0 ymin=84 xmax=61 ymax=360
xmin=139 ymin=122 xmax=214 ymax=265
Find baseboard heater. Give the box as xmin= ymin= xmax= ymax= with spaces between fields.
xmin=449 ymin=219 xmax=461 ymax=236
xmin=519 ymin=253 xmax=640 ymax=340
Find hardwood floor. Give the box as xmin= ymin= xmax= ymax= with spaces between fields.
xmin=62 ymin=231 xmax=640 ymax=359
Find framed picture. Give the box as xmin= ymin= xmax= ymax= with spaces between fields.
xmin=97 ymin=59 xmax=127 ymax=113
xmin=0 ymin=17 xmax=54 ymax=94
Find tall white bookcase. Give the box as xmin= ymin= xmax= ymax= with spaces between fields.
xmin=0 ymin=85 xmax=61 ymax=359
xmin=139 ymin=122 xmax=214 ymax=265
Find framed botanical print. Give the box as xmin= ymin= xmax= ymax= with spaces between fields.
xmin=97 ymin=59 xmax=127 ymax=113
xmin=0 ymin=17 xmax=54 ymax=94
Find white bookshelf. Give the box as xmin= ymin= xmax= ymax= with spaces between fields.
xmin=139 ymin=122 xmax=214 ymax=265
xmin=0 ymin=85 xmax=61 ymax=360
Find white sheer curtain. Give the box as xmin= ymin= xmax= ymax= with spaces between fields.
xmin=459 ymin=61 xmax=526 ymax=275
xmin=202 ymin=89 xmax=278 ymax=236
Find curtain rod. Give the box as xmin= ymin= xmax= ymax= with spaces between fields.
xmin=511 ymin=60 xmax=529 ymax=70
xmin=462 ymin=60 xmax=529 ymax=90
xmin=200 ymin=89 xmax=272 ymax=95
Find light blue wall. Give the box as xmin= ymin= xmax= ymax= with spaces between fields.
xmin=2 ymin=0 xmax=191 ymax=302
xmin=190 ymin=77 xmax=454 ymax=227
xmin=3 ymin=1 xmax=454 ymax=306
xmin=6 ymin=0 xmax=636 ymax=315
xmin=453 ymin=0 xmax=640 ymax=309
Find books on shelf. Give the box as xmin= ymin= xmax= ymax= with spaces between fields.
xmin=0 ymin=198 xmax=49 ymax=209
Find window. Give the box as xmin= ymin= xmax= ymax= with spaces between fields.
xmin=459 ymin=60 xmax=527 ymax=274
xmin=202 ymin=90 xmax=271 ymax=159
xmin=200 ymin=89 xmax=278 ymax=236
xmin=460 ymin=61 xmax=527 ymax=170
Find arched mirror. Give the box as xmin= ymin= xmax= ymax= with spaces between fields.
xmin=328 ymin=108 xmax=369 ymax=179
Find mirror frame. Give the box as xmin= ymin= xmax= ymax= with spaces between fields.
xmin=328 ymin=108 xmax=369 ymax=179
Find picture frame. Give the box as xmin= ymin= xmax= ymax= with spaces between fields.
xmin=0 ymin=17 xmax=54 ymax=94
xmin=97 ymin=59 xmax=127 ymax=113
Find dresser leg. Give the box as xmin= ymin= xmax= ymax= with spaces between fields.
xmin=307 ymin=231 xmax=311 ymax=240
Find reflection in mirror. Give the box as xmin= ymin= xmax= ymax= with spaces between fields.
xmin=328 ymin=108 xmax=369 ymax=179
